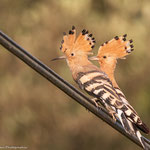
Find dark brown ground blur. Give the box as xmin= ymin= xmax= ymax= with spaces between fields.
xmin=0 ymin=0 xmax=150 ymax=150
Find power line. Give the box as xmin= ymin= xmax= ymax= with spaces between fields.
xmin=0 ymin=31 xmax=149 ymax=149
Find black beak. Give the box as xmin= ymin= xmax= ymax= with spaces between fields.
xmin=51 ymin=56 xmax=66 ymax=61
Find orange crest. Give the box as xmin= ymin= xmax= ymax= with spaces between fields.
xmin=60 ymin=26 xmax=96 ymax=55
xmin=98 ymin=34 xmax=134 ymax=59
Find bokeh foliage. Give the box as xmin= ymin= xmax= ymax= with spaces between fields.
xmin=0 ymin=0 xmax=150 ymax=149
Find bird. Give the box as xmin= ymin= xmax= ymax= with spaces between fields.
xmin=89 ymin=34 xmax=134 ymax=104
xmin=89 ymin=34 xmax=149 ymax=149
xmin=52 ymin=26 xmax=149 ymax=149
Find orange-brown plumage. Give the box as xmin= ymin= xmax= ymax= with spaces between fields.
xmin=97 ymin=35 xmax=133 ymax=59
xmin=60 ymin=26 xmax=95 ymax=54
xmin=96 ymin=35 xmax=134 ymax=88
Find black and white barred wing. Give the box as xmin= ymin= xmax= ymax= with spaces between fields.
xmin=76 ymin=70 xmax=122 ymax=108
xmin=76 ymin=70 xmax=133 ymax=133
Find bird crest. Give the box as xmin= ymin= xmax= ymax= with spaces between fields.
xmin=60 ymin=26 xmax=96 ymax=56
xmin=97 ymin=34 xmax=134 ymax=59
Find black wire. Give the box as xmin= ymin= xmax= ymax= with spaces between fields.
xmin=0 ymin=30 xmax=149 ymax=149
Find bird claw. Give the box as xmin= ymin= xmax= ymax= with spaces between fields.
xmin=110 ymin=112 xmax=117 ymax=122
xmin=91 ymin=98 xmax=101 ymax=108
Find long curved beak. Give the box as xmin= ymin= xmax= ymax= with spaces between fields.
xmin=89 ymin=56 xmax=99 ymax=61
xmin=51 ymin=55 xmax=66 ymax=61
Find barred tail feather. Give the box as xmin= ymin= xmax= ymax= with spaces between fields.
xmin=122 ymin=103 xmax=149 ymax=134
xmin=118 ymin=110 xmax=148 ymax=149
xmin=136 ymin=129 xmax=148 ymax=150
xmin=117 ymin=109 xmax=133 ymax=134
xmin=136 ymin=122 xmax=150 ymax=134
xmin=126 ymin=120 xmax=135 ymax=135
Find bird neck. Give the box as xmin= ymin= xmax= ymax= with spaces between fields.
xmin=67 ymin=57 xmax=99 ymax=80
xmin=100 ymin=59 xmax=119 ymax=88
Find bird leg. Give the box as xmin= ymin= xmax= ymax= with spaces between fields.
xmin=91 ymin=98 xmax=117 ymax=122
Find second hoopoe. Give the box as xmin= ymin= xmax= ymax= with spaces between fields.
xmin=90 ymin=34 xmax=134 ymax=104
xmin=90 ymin=35 xmax=149 ymax=149
xmin=52 ymin=26 xmax=149 ymax=149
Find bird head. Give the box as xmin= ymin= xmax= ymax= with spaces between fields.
xmin=90 ymin=34 xmax=134 ymax=66
xmin=52 ymin=26 xmax=96 ymax=66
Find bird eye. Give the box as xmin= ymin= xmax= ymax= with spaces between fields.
xmin=103 ymin=56 xmax=107 ymax=59
xmin=71 ymin=53 xmax=74 ymax=56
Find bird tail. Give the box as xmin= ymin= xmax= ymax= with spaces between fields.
xmin=135 ymin=127 xmax=149 ymax=150
xmin=117 ymin=109 xmax=149 ymax=149
xmin=120 ymin=102 xmax=150 ymax=135
xmin=136 ymin=121 xmax=150 ymax=134
xmin=128 ymin=122 xmax=148 ymax=149
xmin=117 ymin=109 xmax=134 ymax=134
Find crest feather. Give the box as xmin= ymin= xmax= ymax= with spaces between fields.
xmin=60 ymin=26 xmax=96 ymax=54
xmin=98 ymin=34 xmax=134 ymax=59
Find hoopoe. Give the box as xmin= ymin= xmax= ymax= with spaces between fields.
xmin=52 ymin=26 xmax=149 ymax=149
xmin=90 ymin=34 xmax=134 ymax=104
xmin=90 ymin=35 xmax=149 ymax=149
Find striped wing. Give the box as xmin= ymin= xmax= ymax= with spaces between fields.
xmin=76 ymin=70 xmax=149 ymax=134
xmin=76 ymin=70 xmax=134 ymax=133
xmin=76 ymin=70 xmax=124 ymax=111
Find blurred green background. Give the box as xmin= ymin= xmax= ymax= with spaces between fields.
xmin=0 ymin=0 xmax=150 ymax=149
